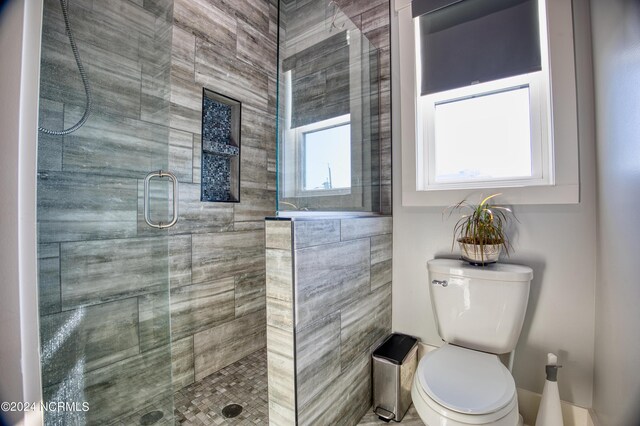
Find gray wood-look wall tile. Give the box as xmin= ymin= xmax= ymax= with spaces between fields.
xmin=266 ymin=296 xmax=294 ymax=330
xmin=220 ymin=0 xmax=270 ymax=36
xmin=38 ymin=243 xmax=61 ymax=315
xmin=234 ymin=220 xmax=266 ymax=231
xmin=169 ymin=70 xmax=202 ymax=134
xmin=237 ymin=20 xmax=277 ymax=75
xmin=235 ymin=272 xmax=266 ymax=318
xmin=241 ymin=105 xmax=274 ymax=151
xmin=140 ymin=62 xmax=172 ymax=125
xmin=171 ymin=336 xmax=195 ymax=391
xmin=195 ymin=38 xmax=269 ymax=111
xmin=170 ymin=277 xmax=235 ymax=340
xmin=371 ymin=234 xmax=392 ymax=264
xmin=266 ymin=324 xmax=296 ymax=425
xmin=380 ymin=184 xmax=392 ymax=215
xmin=42 ymin=0 xmax=143 ymax=65
xmin=38 ymin=172 xmax=138 ymax=243
xmin=267 ymin=152 xmax=277 ymax=191
xmin=60 ymin=236 xmax=169 ymax=309
xmin=166 ymin=0 xmax=276 ymax=388
xmin=169 ymin=128 xmax=194 ymax=183
xmin=138 ymin=291 xmax=171 ymax=352
xmin=92 ymin=0 xmax=156 ymax=38
xmin=63 ymin=106 xmax=169 ymax=178
xmin=294 ymin=238 xmax=370 ymax=327
xmin=266 ymin=248 xmax=293 ymax=302
xmin=234 ymin=187 xmax=276 ymax=222
xmin=266 ymin=220 xmax=292 ymax=250
xmin=79 ymin=345 xmax=173 ymax=424
xmin=192 ymin=230 xmax=265 ymax=283
xmin=37 ymin=98 xmax=63 ymax=172
xmin=340 ymin=282 xmax=392 ymax=370
xmin=192 ymin=134 xmax=201 ymax=184
xmin=293 ymin=219 xmax=341 ymax=249
xmin=193 ymin=310 xmax=266 ymax=380
xmin=40 ymin=28 xmax=143 ymax=121
xmin=169 ymin=235 xmax=192 ymax=288
xmin=172 ymin=25 xmax=196 ymax=66
xmin=361 ymin=3 xmax=391 ymax=50
xmin=240 ymin=145 xmax=268 ymax=189
xmin=341 ymin=216 xmax=392 ymax=241
xmin=298 ymin=352 xmax=371 ymax=425
xmin=40 ymin=298 xmax=140 ymax=387
xmin=76 ymin=36 xmax=141 ymax=114
xmin=296 ymin=313 xmax=341 ymax=409
xmin=174 ymin=0 xmax=237 ymax=54
xmin=170 ymin=183 xmax=234 ymax=235
xmin=371 ymin=258 xmax=392 ymax=291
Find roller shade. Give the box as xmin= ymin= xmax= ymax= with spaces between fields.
xmin=413 ymin=0 xmax=542 ymax=96
xmin=282 ymin=31 xmax=350 ymax=128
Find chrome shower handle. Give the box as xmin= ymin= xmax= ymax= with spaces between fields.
xmin=144 ymin=170 xmax=179 ymax=229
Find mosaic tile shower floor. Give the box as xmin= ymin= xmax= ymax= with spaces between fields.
xmin=174 ymin=349 xmax=269 ymax=425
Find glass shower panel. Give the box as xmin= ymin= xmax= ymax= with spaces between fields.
xmin=277 ymin=0 xmax=382 ymax=212
xmin=37 ymin=0 xmax=175 ymax=423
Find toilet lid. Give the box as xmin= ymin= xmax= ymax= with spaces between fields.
xmin=417 ymin=344 xmax=516 ymax=415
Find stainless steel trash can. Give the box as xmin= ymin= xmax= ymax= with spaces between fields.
xmin=372 ymin=333 xmax=418 ymax=422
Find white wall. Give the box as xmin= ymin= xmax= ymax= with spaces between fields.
xmin=0 ymin=2 xmax=28 ymax=421
xmin=590 ymin=0 xmax=640 ymax=424
xmin=0 ymin=0 xmax=43 ymax=424
xmin=390 ymin=0 xmax=597 ymax=407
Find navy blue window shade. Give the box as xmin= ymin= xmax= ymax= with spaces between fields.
xmin=412 ymin=0 xmax=542 ymax=96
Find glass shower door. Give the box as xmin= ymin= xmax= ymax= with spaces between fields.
xmin=37 ymin=0 xmax=175 ymax=423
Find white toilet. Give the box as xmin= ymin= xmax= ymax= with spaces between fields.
xmin=412 ymin=259 xmax=533 ymax=426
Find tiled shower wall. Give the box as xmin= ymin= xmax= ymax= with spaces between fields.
xmin=37 ymin=0 xmax=176 ymax=423
xmin=265 ymin=217 xmax=393 ymax=425
xmin=168 ymin=0 xmax=278 ymax=390
xmin=38 ymin=3 xmax=277 ymax=421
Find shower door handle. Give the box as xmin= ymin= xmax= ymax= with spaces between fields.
xmin=144 ymin=170 xmax=179 ymax=229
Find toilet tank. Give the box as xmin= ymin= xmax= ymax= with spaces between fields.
xmin=427 ymin=259 xmax=533 ymax=354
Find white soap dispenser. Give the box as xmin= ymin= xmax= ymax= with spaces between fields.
xmin=535 ymin=353 xmax=563 ymax=426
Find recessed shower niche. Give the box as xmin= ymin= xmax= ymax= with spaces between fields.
xmin=201 ymin=88 xmax=241 ymax=202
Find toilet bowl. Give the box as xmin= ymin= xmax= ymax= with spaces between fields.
xmin=411 ymin=344 xmax=519 ymax=426
xmin=413 ymin=259 xmax=533 ymax=426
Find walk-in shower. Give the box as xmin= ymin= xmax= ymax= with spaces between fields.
xmin=35 ymin=0 xmax=390 ymax=424
xmin=37 ymin=0 xmax=176 ymax=422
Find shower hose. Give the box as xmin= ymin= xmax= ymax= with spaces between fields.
xmin=39 ymin=0 xmax=92 ymax=136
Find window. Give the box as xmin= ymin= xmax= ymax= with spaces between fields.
xmin=303 ymin=122 xmax=352 ymax=191
xmin=395 ymin=0 xmax=579 ymax=206
xmin=281 ymin=61 xmax=355 ymax=198
xmin=283 ymin=109 xmax=352 ymax=197
xmin=433 ymin=86 xmax=533 ymax=183
xmin=415 ymin=0 xmax=552 ymax=191
xmin=419 ymin=72 xmax=550 ymax=190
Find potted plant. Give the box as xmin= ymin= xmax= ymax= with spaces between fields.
xmin=446 ymin=193 xmax=515 ymax=265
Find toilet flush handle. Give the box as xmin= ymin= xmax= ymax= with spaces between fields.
xmin=431 ymin=279 xmax=448 ymax=287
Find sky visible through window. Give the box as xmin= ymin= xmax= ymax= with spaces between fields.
xmin=433 ymin=86 xmax=533 ymax=182
xmin=303 ymin=124 xmax=351 ymax=190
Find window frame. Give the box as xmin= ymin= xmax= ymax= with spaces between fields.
xmin=418 ymin=72 xmax=550 ymax=191
xmin=294 ymin=114 xmax=352 ymax=197
xmin=395 ymin=0 xmax=580 ymax=206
